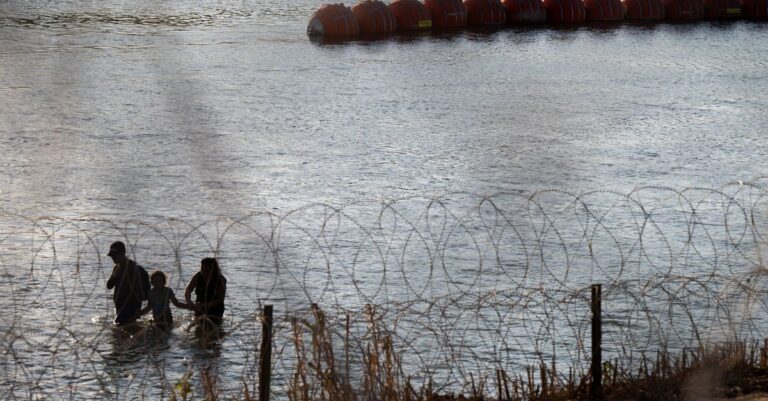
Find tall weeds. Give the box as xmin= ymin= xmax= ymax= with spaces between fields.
xmin=176 ymin=307 xmax=768 ymax=401
xmin=287 ymin=304 xmax=405 ymax=401
xmin=281 ymin=306 xmax=768 ymax=401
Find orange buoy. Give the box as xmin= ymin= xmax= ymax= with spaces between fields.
xmin=307 ymin=4 xmax=360 ymax=36
xmin=389 ymin=0 xmax=433 ymax=30
xmin=352 ymin=0 xmax=398 ymax=34
xmin=543 ymin=0 xmax=586 ymax=22
xmin=663 ymin=0 xmax=704 ymax=19
xmin=584 ymin=0 xmax=625 ymax=19
xmin=501 ymin=0 xmax=547 ymax=22
xmin=425 ymin=0 xmax=468 ymax=27
xmin=742 ymin=0 xmax=768 ymax=18
xmin=703 ymin=0 xmax=742 ymax=17
xmin=623 ymin=0 xmax=665 ymax=19
xmin=464 ymin=0 xmax=508 ymax=25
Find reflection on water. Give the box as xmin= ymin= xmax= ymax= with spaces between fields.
xmin=107 ymin=323 xmax=171 ymax=356
xmin=97 ymin=318 xmax=228 ymax=399
xmin=1 ymin=0 xmax=768 ymax=398
xmin=1 ymin=12 xmax=767 ymax=218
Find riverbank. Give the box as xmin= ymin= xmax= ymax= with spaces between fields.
xmin=731 ymin=395 xmax=768 ymax=401
xmin=598 ymin=342 xmax=768 ymax=401
xmin=121 ymin=305 xmax=768 ymax=401
xmin=405 ymin=342 xmax=768 ymax=401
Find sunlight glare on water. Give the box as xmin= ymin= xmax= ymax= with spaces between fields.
xmin=1 ymin=0 xmax=768 ymax=399
xmin=1 ymin=2 xmax=766 ymax=220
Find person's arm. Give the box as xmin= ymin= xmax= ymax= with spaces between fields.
xmin=139 ymin=304 xmax=151 ymax=316
xmin=106 ymin=265 xmax=121 ymax=289
xmin=170 ymin=291 xmax=190 ymax=310
xmin=184 ymin=274 xmax=198 ymax=305
xmin=185 ymin=274 xmax=205 ymax=312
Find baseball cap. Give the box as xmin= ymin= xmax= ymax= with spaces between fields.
xmin=107 ymin=241 xmax=126 ymax=257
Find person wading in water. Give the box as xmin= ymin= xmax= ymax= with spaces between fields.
xmin=140 ymin=270 xmax=190 ymax=331
xmin=106 ymin=241 xmax=150 ymax=326
xmin=185 ymin=257 xmax=227 ymax=326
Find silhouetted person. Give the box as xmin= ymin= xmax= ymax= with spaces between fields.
xmin=106 ymin=241 xmax=150 ymax=326
xmin=140 ymin=271 xmax=190 ymax=331
xmin=185 ymin=257 xmax=227 ymax=325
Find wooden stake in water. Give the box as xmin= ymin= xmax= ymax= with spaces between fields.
xmin=260 ymin=305 xmax=274 ymax=401
xmin=591 ymin=284 xmax=603 ymax=401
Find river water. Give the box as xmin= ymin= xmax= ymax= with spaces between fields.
xmin=2 ymin=0 xmax=768 ymax=399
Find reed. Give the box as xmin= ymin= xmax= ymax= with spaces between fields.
xmin=164 ymin=305 xmax=768 ymax=401
xmin=284 ymin=304 xmax=407 ymax=401
xmin=599 ymin=341 xmax=768 ymax=401
xmin=277 ymin=308 xmax=768 ymax=401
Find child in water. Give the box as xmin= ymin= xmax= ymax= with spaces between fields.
xmin=140 ymin=271 xmax=190 ymax=330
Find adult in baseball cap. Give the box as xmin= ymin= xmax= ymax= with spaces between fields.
xmin=107 ymin=241 xmax=126 ymax=257
xmin=106 ymin=241 xmax=150 ymax=326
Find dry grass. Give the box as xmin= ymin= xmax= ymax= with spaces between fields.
xmin=184 ymin=307 xmax=768 ymax=401
xmin=599 ymin=342 xmax=768 ymax=401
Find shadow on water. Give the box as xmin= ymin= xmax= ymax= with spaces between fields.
xmin=540 ymin=24 xmax=586 ymax=41
xmin=0 ymin=10 xmax=252 ymax=28
xmin=392 ymin=29 xmax=436 ymax=44
xmin=618 ymin=20 xmax=665 ymax=31
xmin=309 ymin=27 xmax=514 ymax=48
xmin=308 ymin=25 xmax=476 ymax=47
xmin=462 ymin=24 xmax=510 ymax=41
xmin=706 ymin=19 xmax=744 ymax=31
xmin=581 ymin=20 xmax=625 ymax=37
xmin=307 ymin=34 xmax=356 ymax=47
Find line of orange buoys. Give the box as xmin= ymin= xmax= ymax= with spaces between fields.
xmin=307 ymin=0 xmax=766 ymax=37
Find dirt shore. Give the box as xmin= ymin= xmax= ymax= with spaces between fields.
xmin=727 ymin=394 xmax=768 ymax=401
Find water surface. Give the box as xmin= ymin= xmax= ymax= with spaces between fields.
xmin=2 ymin=1 xmax=768 ymax=399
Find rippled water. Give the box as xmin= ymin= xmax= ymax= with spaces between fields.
xmin=2 ymin=0 xmax=768 ymax=399
xmin=2 ymin=1 xmax=767 ymax=219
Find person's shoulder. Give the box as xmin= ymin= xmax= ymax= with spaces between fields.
xmin=187 ymin=271 xmax=201 ymax=286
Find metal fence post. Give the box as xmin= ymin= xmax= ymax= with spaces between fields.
xmin=591 ymin=284 xmax=603 ymax=401
xmin=259 ymin=305 xmax=273 ymax=401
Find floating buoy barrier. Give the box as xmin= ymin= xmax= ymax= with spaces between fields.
xmin=584 ymin=0 xmax=625 ymax=19
xmin=663 ymin=0 xmax=704 ymax=19
xmin=543 ymin=0 xmax=586 ymax=22
xmin=703 ymin=0 xmax=742 ymax=17
xmin=742 ymin=0 xmax=768 ymax=18
xmin=307 ymin=3 xmax=360 ymax=36
xmin=307 ymin=0 xmax=763 ymax=40
xmin=464 ymin=0 xmax=508 ymax=25
xmin=425 ymin=0 xmax=469 ymax=27
xmin=352 ymin=0 xmax=398 ymax=33
xmin=501 ymin=0 xmax=547 ymax=22
xmin=389 ymin=0 xmax=433 ymax=29
xmin=624 ymin=0 xmax=665 ymax=19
